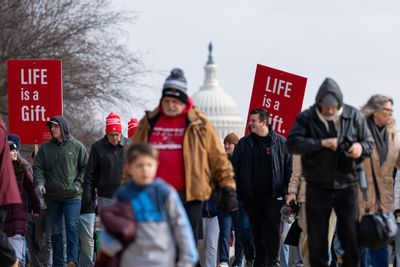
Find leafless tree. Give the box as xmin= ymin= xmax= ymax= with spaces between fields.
xmin=0 ymin=0 xmax=148 ymax=150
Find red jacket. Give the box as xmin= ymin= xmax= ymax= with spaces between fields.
xmin=0 ymin=118 xmax=21 ymax=206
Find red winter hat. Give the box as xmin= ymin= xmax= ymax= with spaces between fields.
xmin=105 ymin=112 xmax=122 ymax=133
xmin=128 ymin=118 xmax=139 ymax=138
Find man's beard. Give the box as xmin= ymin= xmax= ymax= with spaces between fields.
xmin=323 ymin=115 xmax=336 ymax=121
xmin=163 ymin=109 xmax=183 ymax=117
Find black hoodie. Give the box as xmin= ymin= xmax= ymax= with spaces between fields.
xmin=286 ymin=78 xmax=374 ymax=189
xmin=315 ymin=77 xmax=343 ymax=109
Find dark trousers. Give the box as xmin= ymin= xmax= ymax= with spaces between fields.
xmin=0 ymin=206 xmax=16 ymax=267
xmin=237 ymin=200 xmax=255 ymax=262
xmin=307 ymin=185 xmax=359 ymax=267
xmin=243 ymin=195 xmax=283 ymax=267
xmin=25 ymin=214 xmax=42 ymax=267
xmin=184 ymin=201 xmax=203 ymax=240
xmin=26 ymin=211 xmax=53 ymax=267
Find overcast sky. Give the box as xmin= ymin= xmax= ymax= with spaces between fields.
xmin=112 ymin=0 xmax=400 ymax=126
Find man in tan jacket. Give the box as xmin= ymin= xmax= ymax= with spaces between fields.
xmin=132 ymin=68 xmax=237 ymax=241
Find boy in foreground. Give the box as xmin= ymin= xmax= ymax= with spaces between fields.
xmin=99 ymin=143 xmax=198 ymax=267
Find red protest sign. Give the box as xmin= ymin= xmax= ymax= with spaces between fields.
xmin=8 ymin=60 xmax=63 ymax=144
xmin=246 ymin=64 xmax=307 ymax=138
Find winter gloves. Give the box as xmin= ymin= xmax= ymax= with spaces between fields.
xmin=217 ymin=187 xmax=239 ymax=213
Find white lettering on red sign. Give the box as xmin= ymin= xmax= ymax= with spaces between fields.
xmin=21 ymin=105 xmax=48 ymax=122
xmin=20 ymin=69 xmax=48 ymax=85
xmin=265 ymin=76 xmax=292 ymax=98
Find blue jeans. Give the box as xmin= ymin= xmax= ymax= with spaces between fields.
xmin=280 ymin=244 xmax=289 ymax=267
xmin=46 ymin=198 xmax=81 ymax=267
xmin=197 ymin=217 xmax=219 ymax=267
xmin=218 ymin=210 xmax=244 ymax=265
xmin=360 ymin=248 xmax=371 ymax=267
xmin=361 ymin=246 xmax=389 ymax=267
xmin=237 ymin=201 xmax=255 ymax=262
xmin=8 ymin=234 xmax=26 ymax=267
xmin=79 ymin=213 xmax=95 ymax=267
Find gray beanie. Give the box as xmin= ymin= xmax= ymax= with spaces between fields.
xmin=162 ymin=68 xmax=188 ymax=103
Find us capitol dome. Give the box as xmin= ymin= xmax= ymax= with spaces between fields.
xmin=191 ymin=43 xmax=245 ymax=139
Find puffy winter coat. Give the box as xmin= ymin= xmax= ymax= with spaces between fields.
xmin=132 ymin=107 xmax=236 ymax=202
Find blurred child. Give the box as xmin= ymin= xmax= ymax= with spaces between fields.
xmin=99 ymin=143 xmax=198 ymax=267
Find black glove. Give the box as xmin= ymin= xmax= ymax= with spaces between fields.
xmin=217 ymin=187 xmax=239 ymax=213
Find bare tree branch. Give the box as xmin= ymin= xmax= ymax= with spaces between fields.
xmin=0 ymin=0 xmax=147 ymax=149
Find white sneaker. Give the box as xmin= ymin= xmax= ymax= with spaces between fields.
xmin=218 ymin=262 xmax=230 ymax=267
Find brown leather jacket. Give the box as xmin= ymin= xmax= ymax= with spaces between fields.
xmin=132 ymin=107 xmax=236 ymax=202
xmin=359 ymin=128 xmax=400 ymax=215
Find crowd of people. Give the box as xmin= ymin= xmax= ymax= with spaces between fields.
xmin=1 ymin=68 xmax=400 ymax=267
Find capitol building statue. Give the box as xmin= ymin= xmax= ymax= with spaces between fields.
xmin=191 ymin=43 xmax=245 ymax=139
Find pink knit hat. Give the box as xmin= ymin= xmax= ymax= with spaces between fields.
xmin=128 ymin=118 xmax=139 ymax=138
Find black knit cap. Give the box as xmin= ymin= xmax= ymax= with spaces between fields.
xmin=162 ymin=68 xmax=188 ymax=104
xmin=8 ymin=134 xmax=20 ymax=151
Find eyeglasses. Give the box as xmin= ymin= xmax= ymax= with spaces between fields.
xmin=382 ymin=108 xmax=394 ymax=113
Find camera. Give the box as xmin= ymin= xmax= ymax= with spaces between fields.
xmin=280 ymin=202 xmax=299 ymax=224
xmin=339 ymin=139 xmax=353 ymax=156
xmin=338 ymin=138 xmax=358 ymax=172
